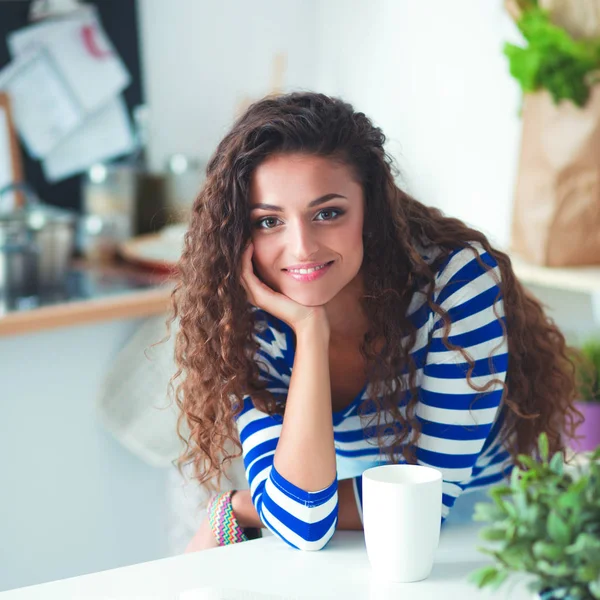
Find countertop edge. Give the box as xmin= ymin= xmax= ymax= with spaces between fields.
xmin=0 ymin=285 xmax=174 ymax=338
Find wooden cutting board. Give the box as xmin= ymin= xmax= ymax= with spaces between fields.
xmin=119 ymin=228 xmax=183 ymax=272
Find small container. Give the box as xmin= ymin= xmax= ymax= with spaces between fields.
xmin=81 ymin=163 xmax=137 ymax=263
xmin=0 ymin=181 xmax=77 ymax=295
xmin=165 ymin=154 xmax=205 ymax=223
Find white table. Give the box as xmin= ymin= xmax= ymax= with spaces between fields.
xmin=0 ymin=523 xmax=532 ymax=600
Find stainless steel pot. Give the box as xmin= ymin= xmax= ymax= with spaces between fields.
xmin=0 ymin=182 xmax=77 ymax=296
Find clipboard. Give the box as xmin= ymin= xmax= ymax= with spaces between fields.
xmin=0 ymin=91 xmax=24 ymax=208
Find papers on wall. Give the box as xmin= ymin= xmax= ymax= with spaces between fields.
xmin=0 ymin=50 xmax=83 ymax=158
xmin=42 ymin=96 xmax=134 ymax=182
xmin=0 ymin=5 xmax=135 ymax=182
xmin=7 ymin=6 xmax=130 ymax=114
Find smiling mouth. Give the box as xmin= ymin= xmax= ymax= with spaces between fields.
xmin=283 ymin=261 xmax=334 ymax=275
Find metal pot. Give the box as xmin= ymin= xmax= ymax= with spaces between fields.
xmin=0 ymin=182 xmax=77 ymax=296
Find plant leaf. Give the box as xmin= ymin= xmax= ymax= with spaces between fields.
xmin=511 ymin=465 xmax=521 ymax=488
xmin=577 ymin=564 xmax=599 ymax=583
xmin=469 ymin=565 xmax=503 ymax=589
xmin=539 ymin=432 xmax=550 ymax=463
xmin=489 ymin=569 xmax=509 ymax=591
xmin=566 ymin=532 xmax=600 ymax=555
xmin=550 ymin=452 xmax=564 ymax=475
xmin=548 ymin=510 xmax=571 ymax=546
xmin=490 ymin=485 xmax=513 ymax=510
xmin=537 ymin=559 xmax=573 ymax=577
xmin=481 ymin=526 xmax=510 ymax=542
xmin=473 ymin=501 xmax=504 ymax=523
xmin=504 ymin=6 xmax=600 ymax=107
xmin=557 ymin=489 xmax=581 ymax=512
xmin=490 ymin=485 xmax=512 ymax=497
xmin=532 ymin=540 xmax=564 ymax=561
xmin=504 ymin=500 xmax=518 ymax=519
xmin=589 ymin=576 xmax=600 ymax=599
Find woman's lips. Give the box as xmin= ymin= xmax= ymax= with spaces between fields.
xmin=283 ymin=261 xmax=334 ymax=282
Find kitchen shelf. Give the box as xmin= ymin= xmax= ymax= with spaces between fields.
xmin=0 ymin=260 xmax=174 ymax=337
xmin=510 ymin=255 xmax=600 ymax=295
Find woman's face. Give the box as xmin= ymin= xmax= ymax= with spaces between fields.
xmin=249 ymin=153 xmax=365 ymax=307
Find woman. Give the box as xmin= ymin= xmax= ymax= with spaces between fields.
xmin=171 ymin=92 xmax=579 ymax=552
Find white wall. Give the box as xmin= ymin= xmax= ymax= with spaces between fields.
xmin=139 ymin=0 xmax=523 ymax=248
xmin=315 ymin=0 xmax=523 ymax=249
xmin=0 ymin=319 xmax=169 ymax=592
xmin=137 ymin=0 xmax=320 ymax=172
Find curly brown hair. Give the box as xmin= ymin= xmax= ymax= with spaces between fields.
xmin=169 ymin=91 xmax=582 ymax=491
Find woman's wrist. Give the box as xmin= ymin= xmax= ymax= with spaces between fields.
xmin=231 ymin=489 xmax=262 ymax=529
xmin=206 ymin=491 xmax=248 ymax=546
xmin=293 ymin=309 xmax=330 ymax=343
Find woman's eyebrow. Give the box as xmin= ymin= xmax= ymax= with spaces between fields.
xmin=250 ymin=193 xmax=347 ymax=212
xmin=308 ymin=193 xmax=347 ymax=207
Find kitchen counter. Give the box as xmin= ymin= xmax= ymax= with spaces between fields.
xmin=0 ymin=525 xmax=530 ymax=599
xmin=0 ymin=260 xmax=174 ymax=337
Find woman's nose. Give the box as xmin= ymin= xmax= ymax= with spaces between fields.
xmin=289 ymin=220 xmax=319 ymax=259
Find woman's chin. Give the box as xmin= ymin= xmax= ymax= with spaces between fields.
xmin=283 ymin=289 xmax=335 ymax=308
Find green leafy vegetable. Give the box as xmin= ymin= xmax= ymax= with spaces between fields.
xmin=504 ymin=7 xmax=600 ymax=107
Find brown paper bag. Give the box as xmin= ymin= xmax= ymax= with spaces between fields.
xmin=539 ymin=0 xmax=600 ymax=40
xmin=510 ymin=86 xmax=600 ymax=267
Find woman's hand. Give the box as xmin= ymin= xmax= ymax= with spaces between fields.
xmin=231 ymin=489 xmax=262 ymax=529
xmin=184 ymin=514 xmax=219 ymax=553
xmin=241 ymin=243 xmax=329 ymax=335
xmin=184 ymin=492 xmax=263 ymax=553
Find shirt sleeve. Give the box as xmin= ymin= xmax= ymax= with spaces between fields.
xmin=234 ymin=315 xmax=338 ymax=551
xmin=417 ymin=244 xmax=508 ymax=521
xmin=351 ymin=245 xmax=508 ymax=525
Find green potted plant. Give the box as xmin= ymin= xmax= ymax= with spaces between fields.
xmin=570 ymin=339 xmax=600 ymax=453
xmin=469 ymin=433 xmax=600 ymax=599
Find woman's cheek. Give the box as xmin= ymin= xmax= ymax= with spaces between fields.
xmin=251 ymin=249 xmax=280 ymax=291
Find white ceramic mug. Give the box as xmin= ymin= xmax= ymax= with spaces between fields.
xmin=362 ymin=464 xmax=443 ymax=583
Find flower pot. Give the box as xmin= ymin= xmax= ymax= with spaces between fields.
xmin=571 ymin=401 xmax=600 ymax=453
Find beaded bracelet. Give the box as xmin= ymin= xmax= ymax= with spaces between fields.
xmin=207 ymin=490 xmax=248 ymax=546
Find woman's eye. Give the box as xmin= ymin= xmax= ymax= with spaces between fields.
xmin=315 ymin=209 xmax=341 ymax=221
xmin=255 ymin=217 xmax=280 ymax=229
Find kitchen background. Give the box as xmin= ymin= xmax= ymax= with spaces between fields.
xmin=0 ymin=0 xmax=598 ymax=593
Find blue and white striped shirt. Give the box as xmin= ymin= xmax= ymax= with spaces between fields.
xmin=235 ymin=243 xmax=513 ymax=550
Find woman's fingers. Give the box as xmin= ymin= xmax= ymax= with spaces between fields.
xmin=241 ymin=242 xmax=253 ymax=283
xmin=241 ymin=243 xmax=276 ymax=308
xmin=239 ymin=240 xmax=322 ymax=330
xmin=240 ymin=277 xmax=255 ymax=306
xmin=240 ymin=242 xmax=281 ymax=310
xmin=244 ymin=267 xmax=277 ymax=308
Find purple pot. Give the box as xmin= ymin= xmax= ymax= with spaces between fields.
xmin=570 ymin=401 xmax=600 ymax=453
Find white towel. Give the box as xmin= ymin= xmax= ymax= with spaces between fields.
xmin=95 ymin=314 xmax=185 ymax=468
